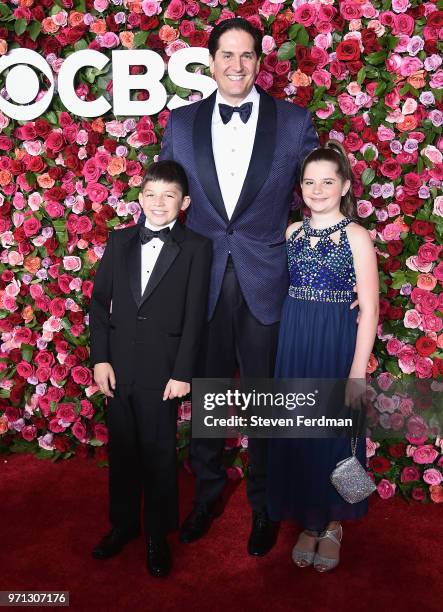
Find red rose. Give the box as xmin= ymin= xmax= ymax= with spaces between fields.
xmin=80 ymin=399 xmax=94 ymax=419
xmin=416 ymin=336 xmax=437 ymax=357
xmin=54 ymin=435 xmax=71 ymax=452
xmin=379 ymin=159 xmax=402 ymax=180
xmin=36 ymin=367 xmax=51 ymax=383
xmin=189 ymin=30 xmax=209 ymax=47
xmin=45 ymin=132 xmax=65 ymax=152
xmin=411 ymin=220 xmax=434 ymax=236
xmin=49 ymin=297 xmax=66 ymax=318
xmin=71 ymin=366 xmax=92 ymax=386
xmin=56 ymin=403 xmax=78 ymax=423
xmin=403 ymin=172 xmax=422 ymax=195
xmin=23 ymin=216 xmax=41 ymax=237
xmin=387 ymin=305 xmax=403 ymax=320
xmin=369 ymin=456 xmax=391 ymax=473
xmin=387 ymin=241 xmax=403 ymax=256
xmin=22 ymin=425 xmax=37 ymax=442
xmin=335 ymin=39 xmax=360 ymax=62
xmin=389 ymin=443 xmax=406 ymax=458
xmin=72 ymin=421 xmax=87 ymax=442
xmin=344 ymin=132 xmax=363 ymax=152
xmin=93 ymin=423 xmax=108 ymax=444
xmin=51 ymin=364 xmax=69 ymax=382
xmin=427 ymin=11 xmax=443 ymax=28
xmin=34 ymin=119 xmax=52 ymax=137
xmin=16 ymin=361 xmax=34 ymax=379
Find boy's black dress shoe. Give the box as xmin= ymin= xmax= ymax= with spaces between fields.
xmin=179 ymin=500 xmax=223 ymax=543
xmin=92 ymin=527 xmax=139 ymax=560
xmin=146 ymin=537 xmax=171 ymax=578
xmin=247 ymin=510 xmax=278 ymax=556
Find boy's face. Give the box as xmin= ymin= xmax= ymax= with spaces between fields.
xmin=139 ymin=180 xmax=190 ymax=228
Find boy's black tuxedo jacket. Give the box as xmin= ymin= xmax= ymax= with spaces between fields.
xmin=89 ymin=221 xmax=212 ymax=389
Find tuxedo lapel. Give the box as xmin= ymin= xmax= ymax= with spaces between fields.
xmin=230 ymin=89 xmax=277 ymax=224
xmin=139 ymin=223 xmax=184 ymax=308
xmin=125 ymin=230 xmax=142 ymax=307
xmin=193 ymin=91 xmax=229 ymax=224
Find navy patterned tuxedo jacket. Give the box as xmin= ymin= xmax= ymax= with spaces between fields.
xmin=158 ymin=86 xmax=319 ymax=325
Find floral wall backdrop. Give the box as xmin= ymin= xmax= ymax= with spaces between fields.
xmin=0 ymin=0 xmax=442 ymax=503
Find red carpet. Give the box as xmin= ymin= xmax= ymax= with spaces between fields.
xmin=0 ymin=454 xmax=441 ymax=612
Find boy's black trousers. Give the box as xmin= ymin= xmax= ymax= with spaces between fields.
xmin=106 ymin=384 xmax=179 ymax=538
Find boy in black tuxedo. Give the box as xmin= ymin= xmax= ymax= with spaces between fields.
xmin=89 ymin=161 xmax=212 ymax=577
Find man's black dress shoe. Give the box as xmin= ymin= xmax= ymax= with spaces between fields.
xmin=146 ymin=537 xmax=171 ymax=578
xmin=179 ymin=508 xmax=213 ymax=544
xmin=247 ymin=510 xmax=278 ymax=557
xmin=92 ymin=527 xmax=139 ymax=560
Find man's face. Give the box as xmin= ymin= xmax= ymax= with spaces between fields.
xmin=209 ymin=29 xmax=260 ymax=106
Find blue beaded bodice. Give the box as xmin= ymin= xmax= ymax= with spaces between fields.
xmin=287 ymin=217 xmax=356 ymax=303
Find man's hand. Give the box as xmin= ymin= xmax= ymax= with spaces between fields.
xmin=94 ymin=362 xmax=116 ymax=398
xmin=163 ymin=379 xmax=190 ymax=401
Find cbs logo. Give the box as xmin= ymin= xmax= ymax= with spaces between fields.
xmin=0 ymin=48 xmax=217 ymax=120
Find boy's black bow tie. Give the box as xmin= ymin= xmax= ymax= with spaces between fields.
xmin=218 ymin=102 xmax=253 ymax=124
xmin=139 ymin=226 xmax=170 ymax=244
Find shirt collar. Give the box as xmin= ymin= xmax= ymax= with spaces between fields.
xmin=144 ymin=218 xmax=176 ymax=232
xmin=213 ymin=86 xmax=260 ymax=124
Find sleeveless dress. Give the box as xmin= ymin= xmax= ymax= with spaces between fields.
xmin=267 ymin=216 xmax=368 ymax=531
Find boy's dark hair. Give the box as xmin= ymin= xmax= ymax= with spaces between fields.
xmin=141 ymin=160 xmax=189 ymax=197
xmin=208 ymin=17 xmax=262 ymax=59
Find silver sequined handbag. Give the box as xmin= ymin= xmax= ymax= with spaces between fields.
xmin=330 ymin=439 xmax=376 ymax=504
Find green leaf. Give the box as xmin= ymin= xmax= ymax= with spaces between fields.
xmin=364 ymin=147 xmax=376 ymax=162
xmin=133 ymin=31 xmax=149 ymax=48
xmin=74 ymin=39 xmax=88 ymax=52
xmin=277 ymin=41 xmax=296 ymax=61
xmin=0 ymin=3 xmax=13 ymax=19
xmin=365 ymin=51 xmax=387 ymax=66
xmin=14 ymin=18 xmax=27 ymax=36
xmin=124 ymin=187 xmax=140 ymax=202
xmin=288 ymin=23 xmax=309 ymax=46
xmin=357 ymin=67 xmax=366 ymax=85
xmin=385 ymin=359 xmax=401 ymax=377
xmin=29 ymin=20 xmax=41 ymax=42
xmin=21 ymin=344 xmax=34 ymax=362
xmin=390 ymin=271 xmax=406 ymax=289
xmin=361 ymin=168 xmax=375 ymax=186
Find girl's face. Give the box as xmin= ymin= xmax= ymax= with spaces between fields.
xmin=301 ymin=160 xmax=350 ymax=216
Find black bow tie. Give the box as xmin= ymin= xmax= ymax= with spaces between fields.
xmin=219 ymin=102 xmax=253 ymax=125
xmin=139 ymin=226 xmax=170 ymax=244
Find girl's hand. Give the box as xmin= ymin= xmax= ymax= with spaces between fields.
xmin=163 ymin=379 xmax=190 ymax=401
xmin=345 ymin=377 xmax=367 ymax=411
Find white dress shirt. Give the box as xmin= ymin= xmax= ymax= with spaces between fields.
xmin=211 ymin=86 xmax=260 ymax=219
xmin=141 ymin=219 xmax=176 ymax=296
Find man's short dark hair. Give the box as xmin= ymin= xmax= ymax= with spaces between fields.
xmin=141 ymin=160 xmax=189 ymax=197
xmin=208 ymin=17 xmax=262 ymax=59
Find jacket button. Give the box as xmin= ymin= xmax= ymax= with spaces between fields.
xmin=137 ymin=316 xmax=148 ymax=320
xmin=227 ymin=229 xmax=234 ymax=235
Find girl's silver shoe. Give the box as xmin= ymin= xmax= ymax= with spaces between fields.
xmin=292 ymin=530 xmax=319 ymax=567
xmin=313 ymin=524 xmax=343 ymax=572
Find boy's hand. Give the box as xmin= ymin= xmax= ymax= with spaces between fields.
xmin=94 ymin=362 xmax=116 ymax=398
xmin=163 ymin=379 xmax=190 ymax=401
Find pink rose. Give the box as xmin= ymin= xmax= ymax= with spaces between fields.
xmin=387 ymin=338 xmax=404 ymax=355
xmin=80 ymin=399 xmax=95 ymax=419
xmin=403 ymin=309 xmax=422 ymax=329
xmin=401 ymin=466 xmax=420 ymax=482
xmin=46 ymin=201 xmax=65 ymax=218
xmin=400 ymin=57 xmax=423 ymax=77
xmin=312 ymin=69 xmax=331 ymax=89
xmin=412 ymin=445 xmax=439 ymax=464
xmin=377 ymin=372 xmax=394 ymax=391
xmin=82 ymin=158 xmax=101 ymax=182
xmin=63 ymin=256 xmax=82 ymax=272
xmin=51 ymin=364 xmax=69 ymax=382
xmin=418 ymin=243 xmax=440 ymax=263
xmin=377 ymin=126 xmax=395 ymax=141
xmin=377 ymin=478 xmax=396 ymax=499
xmin=414 ymin=356 xmax=433 ymax=378
xmin=423 ymin=468 xmax=442 ymax=485
xmin=422 ymin=314 xmax=443 ymax=333
xmin=262 ymin=35 xmax=276 ymax=55
xmin=391 ymin=13 xmax=414 ymax=35
xmin=382 ymin=223 xmax=401 ymax=241
xmin=23 ymin=216 xmax=41 ymax=237
xmin=392 ymin=0 xmax=410 ymax=13
xmin=86 ymin=182 xmax=109 ymax=204
xmin=337 ymin=93 xmax=358 ymax=116
xmin=433 ymin=196 xmax=443 ymax=217
xmin=294 ymin=4 xmax=317 ymax=26
xmin=165 ymin=0 xmax=185 ymax=20
xmin=17 ymin=361 xmax=34 ymax=379
xmin=141 ymin=0 xmax=161 ymax=16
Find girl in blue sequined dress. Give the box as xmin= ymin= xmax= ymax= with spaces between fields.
xmin=267 ymin=141 xmax=379 ymax=572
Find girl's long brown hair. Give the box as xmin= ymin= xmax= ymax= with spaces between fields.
xmin=300 ymin=140 xmax=359 ymax=222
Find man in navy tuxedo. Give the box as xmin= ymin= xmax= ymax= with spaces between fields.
xmin=159 ymin=17 xmax=319 ymax=555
